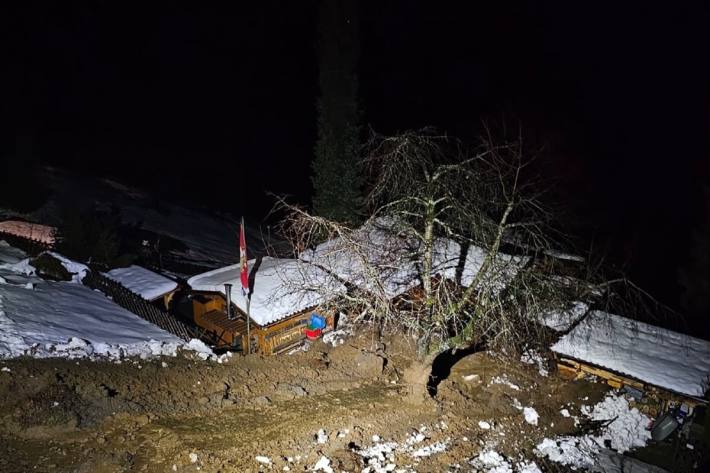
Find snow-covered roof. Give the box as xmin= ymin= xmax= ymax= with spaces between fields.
xmin=187 ymin=256 xmax=346 ymax=327
xmin=0 ymin=220 xmax=56 ymax=245
xmin=537 ymin=301 xmax=589 ymax=332
xmin=300 ymin=219 xmax=528 ymax=299
xmin=552 ymin=310 xmax=710 ymax=398
xmin=105 ymin=265 xmax=178 ymax=301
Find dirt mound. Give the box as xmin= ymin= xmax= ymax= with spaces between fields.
xmin=0 ymin=331 xmax=658 ymax=472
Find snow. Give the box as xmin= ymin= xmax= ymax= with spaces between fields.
xmin=312 ymin=456 xmax=334 ymax=472
xmin=537 ymin=301 xmax=589 ymax=332
xmin=0 ymin=244 xmax=210 ymax=361
xmin=322 ymin=327 xmax=353 ymax=347
xmin=0 ymin=241 xmax=27 ymax=265
xmin=188 ymin=256 xmax=346 ymax=326
xmin=520 ymin=349 xmax=549 ymax=377
xmin=490 ymin=374 xmax=520 ymax=390
xmin=0 ymin=220 xmax=56 ymax=244
xmin=470 ymin=450 xmax=513 ymax=473
xmin=104 ymin=265 xmax=178 ymax=301
xmin=356 ymin=428 xmax=450 ymax=471
xmin=552 ymin=310 xmax=710 ymax=397
xmin=47 ymin=252 xmax=89 ymax=283
xmin=536 ymin=392 xmax=651 ymax=469
xmin=479 ymin=420 xmax=492 ymax=429
xmin=255 ymin=455 xmax=271 ymax=465
xmin=301 ymin=217 xmax=527 ymax=300
xmin=543 ymin=249 xmax=585 ymax=262
xmin=523 ymin=407 xmax=539 ymax=425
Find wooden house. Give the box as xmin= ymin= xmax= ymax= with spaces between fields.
xmin=187 ymin=257 xmax=346 ymax=355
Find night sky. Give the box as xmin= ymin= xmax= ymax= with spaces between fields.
xmin=3 ymin=2 xmax=708 ymax=315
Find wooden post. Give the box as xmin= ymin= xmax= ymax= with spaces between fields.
xmin=246 ymin=295 xmax=251 ymax=354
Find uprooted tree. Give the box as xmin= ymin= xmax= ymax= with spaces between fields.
xmin=278 ymin=128 xmax=596 ymax=398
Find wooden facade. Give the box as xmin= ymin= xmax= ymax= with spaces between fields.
xmin=191 ymin=292 xmax=334 ymax=355
xmin=557 ymin=356 xmax=706 ymax=418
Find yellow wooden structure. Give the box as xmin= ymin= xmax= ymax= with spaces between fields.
xmin=191 ymin=292 xmax=334 ymax=355
xmin=557 ymin=356 xmax=706 ymax=417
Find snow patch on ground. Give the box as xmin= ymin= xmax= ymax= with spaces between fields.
xmin=520 ymin=349 xmax=549 ymax=377
xmin=356 ymin=427 xmax=450 ymax=472
xmin=523 ymin=407 xmax=539 ymax=426
xmin=470 ymin=450 xmax=542 ymax=473
xmin=536 ymin=392 xmax=651 ymax=469
xmin=490 ymin=374 xmax=521 ymax=390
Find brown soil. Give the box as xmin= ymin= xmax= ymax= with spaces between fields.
xmin=0 ymin=331 xmax=611 ymax=473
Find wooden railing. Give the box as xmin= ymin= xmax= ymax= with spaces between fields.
xmin=82 ymin=270 xmax=198 ymax=342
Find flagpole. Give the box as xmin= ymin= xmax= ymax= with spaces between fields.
xmin=246 ymin=294 xmax=251 ymax=354
xmin=240 ymin=216 xmax=252 ymax=355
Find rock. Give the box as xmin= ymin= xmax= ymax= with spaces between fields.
xmin=253 ymin=396 xmax=272 ymax=405
xmin=353 ymin=351 xmax=385 ymax=377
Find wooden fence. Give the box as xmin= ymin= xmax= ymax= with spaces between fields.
xmin=82 ymin=270 xmax=198 ymax=341
xmin=0 ymin=231 xmax=54 ymax=256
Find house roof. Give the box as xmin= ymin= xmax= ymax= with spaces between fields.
xmin=552 ymin=310 xmax=710 ymax=398
xmin=187 ymin=256 xmax=346 ymax=326
xmin=0 ymin=220 xmax=56 ymax=245
xmin=105 ymin=265 xmax=178 ymax=301
xmin=300 ymin=218 xmax=528 ymax=299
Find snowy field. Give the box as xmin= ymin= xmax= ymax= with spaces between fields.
xmin=0 ymin=242 xmax=213 ymax=361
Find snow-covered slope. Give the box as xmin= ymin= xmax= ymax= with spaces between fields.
xmin=0 ymin=243 xmax=206 ymax=360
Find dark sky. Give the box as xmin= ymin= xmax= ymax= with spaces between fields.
xmin=3 ymin=1 xmax=708 ymax=310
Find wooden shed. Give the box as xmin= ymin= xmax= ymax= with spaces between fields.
xmin=552 ymin=310 xmax=710 ymax=417
xmin=187 ymin=257 xmax=346 ymax=355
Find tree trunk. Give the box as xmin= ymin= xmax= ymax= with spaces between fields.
xmin=402 ymin=351 xmax=438 ymax=405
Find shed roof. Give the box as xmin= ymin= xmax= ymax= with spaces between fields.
xmin=105 ymin=265 xmax=178 ymax=301
xmin=187 ymin=257 xmax=346 ymax=326
xmin=300 ymin=218 xmax=527 ymax=299
xmin=552 ymin=310 xmax=710 ymax=398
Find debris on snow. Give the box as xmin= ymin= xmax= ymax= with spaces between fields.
xmin=536 ymin=393 xmax=651 ymax=469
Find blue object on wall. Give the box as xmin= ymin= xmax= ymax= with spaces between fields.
xmin=310 ymin=313 xmax=326 ymax=330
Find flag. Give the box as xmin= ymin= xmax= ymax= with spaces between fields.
xmin=239 ymin=218 xmax=249 ymax=296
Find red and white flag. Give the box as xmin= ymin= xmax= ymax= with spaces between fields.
xmin=239 ymin=218 xmax=249 ymax=296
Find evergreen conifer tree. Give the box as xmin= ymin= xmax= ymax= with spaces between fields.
xmin=311 ymin=0 xmax=363 ymax=224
